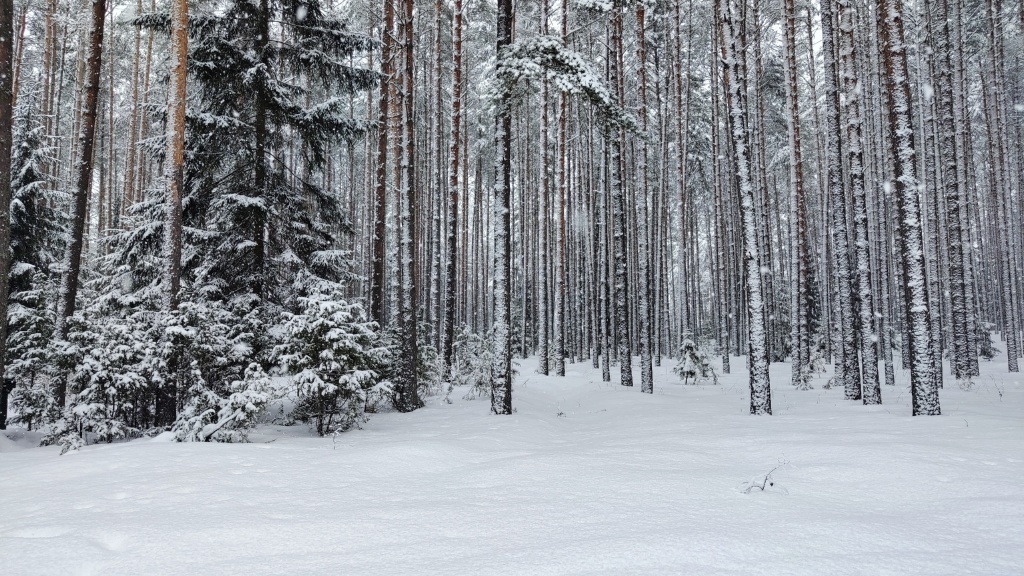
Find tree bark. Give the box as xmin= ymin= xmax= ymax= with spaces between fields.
xmin=821 ymin=0 xmax=858 ymax=400
xmin=718 ymin=0 xmax=771 ymax=414
xmin=372 ymin=0 xmax=397 ymax=323
xmin=784 ymin=0 xmax=811 ymax=389
xmin=840 ymin=0 xmax=880 ymax=403
xmin=55 ymin=0 xmax=107 ymax=407
xmin=394 ymin=0 xmax=421 ymax=412
xmin=442 ymin=0 xmax=463 ymax=378
xmin=0 ymin=0 xmax=13 ymax=428
xmin=491 ymin=0 xmax=514 ymax=414
xmin=877 ymin=0 xmax=939 ymax=414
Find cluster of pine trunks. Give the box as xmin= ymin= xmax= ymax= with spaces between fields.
xmin=0 ymin=0 xmax=1021 ymax=420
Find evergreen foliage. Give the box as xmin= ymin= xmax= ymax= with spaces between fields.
xmin=673 ymin=338 xmax=718 ymax=385
xmin=4 ymin=117 xmax=64 ymax=430
xmin=276 ymin=280 xmax=389 ymax=436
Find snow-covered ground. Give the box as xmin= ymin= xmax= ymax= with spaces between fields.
xmin=2 ymin=355 xmax=1022 ymax=575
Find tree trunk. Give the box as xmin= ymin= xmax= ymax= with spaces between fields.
xmin=372 ymin=0 xmax=397 ymax=323
xmin=442 ymin=0 xmax=463 ymax=378
xmin=553 ymin=0 xmax=568 ymax=377
xmin=0 ymin=0 xmax=12 ymax=428
xmin=636 ymin=3 xmax=653 ymax=393
xmin=718 ymin=0 xmax=770 ymax=414
xmin=609 ymin=6 xmax=632 ymax=388
xmin=840 ymin=0 xmax=880 ymax=404
xmin=783 ymin=0 xmax=810 ymax=389
xmin=820 ymin=0 xmax=858 ymax=400
xmin=156 ymin=0 xmax=188 ymax=426
xmin=931 ymin=0 xmax=969 ymax=381
xmin=491 ymin=0 xmax=514 ymax=414
xmin=122 ymin=0 xmax=143 ymax=215
xmin=395 ymin=0 xmax=421 ymax=412
xmin=877 ymin=0 xmax=939 ymax=414
xmin=55 ymin=0 xmax=107 ymax=407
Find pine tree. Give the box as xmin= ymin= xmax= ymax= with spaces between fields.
xmin=840 ymin=0 xmax=880 ymax=404
xmin=441 ymin=0 xmax=465 ymax=379
xmin=821 ymin=0 xmax=858 ymax=401
xmin=0 ymin=0 xmax=13 ymax=427
xmin=718 ymin=0 xmax=771 ymax=415
xmin=276 ymin=280 xmax=389 ymax=436
xmin=491 ymin=0 xmax=515 ymax=415
xmin=158 ymin=0 xmax=188 ymax=427
xmin=784 ymin=0 xmax=811 ymax=390
xmin=54 ymin=0 xmax=107 ymax=408
xmin=877 ymin=0 xmax=939 ymax=415
xmin=3 ymin=118 xmax=62 ymax=430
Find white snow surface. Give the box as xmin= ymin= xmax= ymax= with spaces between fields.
xmin=2 ymin=357 xmax=1022 ymax=575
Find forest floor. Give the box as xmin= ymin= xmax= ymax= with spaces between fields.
xmin=1 ymin=353 xmax=1022 ymax=575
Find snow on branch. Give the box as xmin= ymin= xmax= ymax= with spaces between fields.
xmin=497 ymin=36 xmax=637 ymax=132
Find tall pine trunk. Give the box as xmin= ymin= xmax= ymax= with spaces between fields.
xmin=877 ymin=0 xmax=939 ymax=414
xmin=609 ymin=6 xmax=632 ymax=387
xmin=372 ymin=0 xmax=397 ymax=323
xmin=55 ymin=0 xmax=107 ymax=407
xmin=840 ymin=0 xmax=880 ymax=404
xmin=442 ymin=0 xmax=463 ymax=378
xmin=931 ymin=0 xmax=970 ymax=381
xmin=491 ymin=0 xmax=514 ymax=414
xmin=783 ymin=0 xmax=810 ymax=389
xmin=821 ymin=0 xmax=858 ymax=400
xmin=718 ymin=0 xmax=771 ymax=414
xmin=0 ymin=0 xmax=13 ymax=428
xmin=394 ymin=0 xmax=421 ymax=412
xmin=155 ymin=0 xmax=188 ymax=426
xmin=635 ymin=3 xmax=653 ymax=393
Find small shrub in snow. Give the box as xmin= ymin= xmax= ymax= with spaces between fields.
xmin=174 ymin=363 xmax=271 ymax=442
xmin=7 ymin=379 xmax=57 ymax=431
xmin=166 ymin=300 xmax=270 ymax=442
xmin=977 ymin=322 xmax=999 ymax=360
xmin=447 ymin=326 xmax=506 ymax=400
xmin=741 ymin=461 xmax=789 ymax=494
xmin=673 ymin=338 xmax=718 ymax=385
xmin=415 ymin=323 xmax=444 ymax=397
xmin=55 ymin=431 xmax=85 ymax=456
xmin=51 ymin=312 xmax=161 ymax=444
xmin=276 ymin=282 xmax=388 ymax=436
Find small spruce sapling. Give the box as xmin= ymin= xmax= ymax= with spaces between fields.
xmin=673 ymin=338 xmax=718 ymax=385
xmin=174 ymin=363 xmax=271 ymax=442
xmin=446 ymin=326 xmax=518 ymax=401
xmin=276 ymin=282 xmax=388 ymax=436
xmin=978 ymin=322 xmax=999 ymax=361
